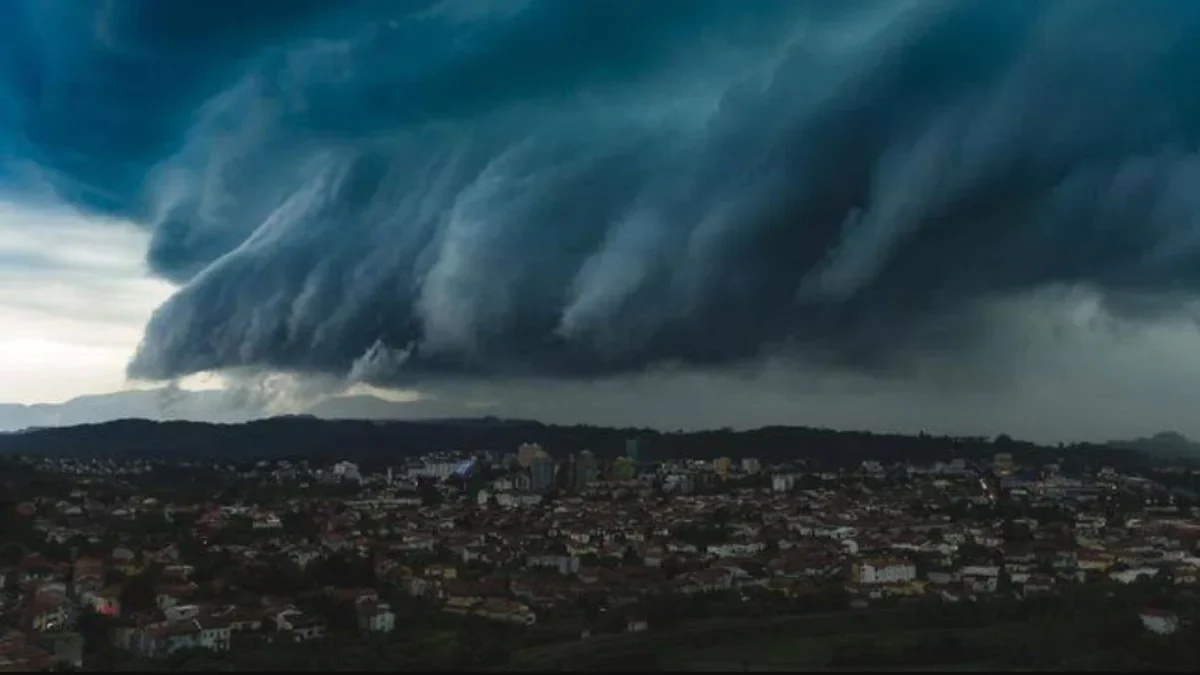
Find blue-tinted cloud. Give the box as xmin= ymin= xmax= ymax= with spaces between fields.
xmin=4 ymin=0 xmax=1200 ymax=385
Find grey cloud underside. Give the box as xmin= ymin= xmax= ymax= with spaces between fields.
xmin=6 ymin=0 xmax=1200 ymax=384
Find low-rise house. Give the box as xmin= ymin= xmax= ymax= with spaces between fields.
xmin=526 ymin=554 xmax=580 ymax=575
xmin=156 ymin=583 xmax=198 ymax=611
xmin=33 ymin=582 xmax=67 ymax=605
xmin=1075 ymin=549 xmax=1114 ymax=572
xmin=707 ymin=541 xmax=766 ymax=559
xmin=0 ymin=630 xmax=56 ymax=672
xmin=678 ymin=567 xmax=734 ymax=594
xmin=475 ymin=598 xmax=536 ymax=626
xmin=407 ymin=577 xmax=436 ymax=598
xmin=162 ymin=565 xmax=195 ymax=582
xmin=925 ymin=570 xmax=956 ymax=586
xmin=1138 ymin=609 xmax=1180 ymax=635
xmin=130 ymin=617 xmax=231 ymax=659
xmin=226 ymin=608 xmax=266 ymax=633
xmin=164 ymin=604 xmax=202 ymax=623
xmin=72 ymin=558 xmax=105 ymax=588
xmin=273 ymin=609 xmax=326 ymax=642
xmin=851 ymin=558 xmax=917 ymax=585
xmin=1022 ymin=574 xmax=1056 ymax=596
xmin=443 ymin=595 xmax=480 ymax=615
xmin=27 ymin=600 xmax=71 ymax=633
xmin=1110 ymin=567 xmax=1159 ymax=584
xmin=195 ymin=617 xmax=233 ymax=653
xmin=80 ymin=587 xmax=121 ymax=617
xmin=39 ymin=631 xmax=84 ymax=670
xmin=252 ymin=512 xmax=283 ymax=529
xmin=958 ymin=565 xmax=1000 ymax=594
xmin=356 ymin=599 xmax=396 ymax=633
xmin=132 ymin=621 xmax=195 ymax=659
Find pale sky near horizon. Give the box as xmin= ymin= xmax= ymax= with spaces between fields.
xmin=0 ymin=202 xmax=176 ymax=403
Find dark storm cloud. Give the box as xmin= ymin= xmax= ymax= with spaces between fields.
xmin=4 ymin=0 xmax=1200 ymax=385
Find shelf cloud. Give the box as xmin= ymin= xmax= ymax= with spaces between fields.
xmin=4 ymin=0 xmax=1200 ymax=439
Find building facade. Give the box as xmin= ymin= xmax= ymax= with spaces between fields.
xmin=531 ymin=456 xmax=556 ymax=494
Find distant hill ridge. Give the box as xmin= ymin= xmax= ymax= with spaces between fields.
xmin=0 ymin=388 xmax=468 ymax=433
xmin=1108 ymin=431 xmax=1200 ymax=458
xmin=0 ymin=414 xmax=1169 ymax=473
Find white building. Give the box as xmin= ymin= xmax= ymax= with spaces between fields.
xmin=131 ymin=618 xmax=231 ymax=658
xmin=664 ymin=473 xmax=695 ymax=494
xmin=1139 ymin=610 xmax=1179 ymax=635
xmin=331 ymin=461 xmax=361 ymax=482
xmin=526 ymin=554 xmax=580 ymax=575
xmin=852 ymin=559 xmax=917 ymax=584
xmin=252 ymin=512 xmax=282 ymax=529
xmin=164 ymin=605 xmax=201 ymax=622
xmin=80 ymin=589 xmax=121 ymax=617
xmin=357 ymin=600 xmax=396 ymax=633
xmin=410 ymin=462 xmax=459 ymax=480
xmin=959 ymin=565 xmax=1001 ymax=593
xmin=741 ymin=458 xmax=762 ymax=475
xmin=707 ymin=541 xmax=766 ymax=558
xmin=196 ymin=619 xmax=232 ymax=652
xmin=1111 ymin=567 xmax=1160 ymax=584
xmin=860 ymin=460 xmax=885 ymax=476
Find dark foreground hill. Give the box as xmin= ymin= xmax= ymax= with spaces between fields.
xmin=0 ymin=415 xmax=1164 ymax=472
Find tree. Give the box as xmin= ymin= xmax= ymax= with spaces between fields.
xmin=762 ymin=538 xmax=780 ymax=557
xmin=418 ymin=480 xmax=443 ymax=507
xmin=1002 ymin=520 xmax=1033 ymax=544
xmin=576 ymin=594 xmax=605 ymax=623
xmin=282 ymin=511 xmax=320 ymax=540
xmin=120 ymin=572 xmax=159 ymax=614
xmin=661 ymin=556 xmax=683 ymax=580
xmin=310 ymin=552 xmax=373 ymax=588
xmin=76 ymin=608 xmax=117 ymax=662
xmin=0 ymin=541 xmax=30 ymax=566
xmin=103 ymin=568 xmax=127 ymax=587
xmin=621 ymin=546 xmax=642 ymax=566
xmin=954 ymin=541 xmax=995 ymax=566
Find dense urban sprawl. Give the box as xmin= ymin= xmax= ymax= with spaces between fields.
xmin=2 ymin=441 xmax=1199 ymax=670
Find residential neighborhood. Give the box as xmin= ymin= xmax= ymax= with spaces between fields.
xmin=2 ymin=442 xmax=1199 ymax=670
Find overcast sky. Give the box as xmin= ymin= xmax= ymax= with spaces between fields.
xmin=3 ymin=199 xmax=1200 ymax=446
xmin=0 ymin=202 xmax=173 ymax=402
xmin=6 ymin=1 xmax=1200 ymax=445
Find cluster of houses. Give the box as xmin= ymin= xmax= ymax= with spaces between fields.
xmin=1 ymin=449 xmax=1197 ymax=669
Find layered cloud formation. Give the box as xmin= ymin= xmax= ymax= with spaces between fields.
xmin=5 ymin=0 xmax=1200 ymax=390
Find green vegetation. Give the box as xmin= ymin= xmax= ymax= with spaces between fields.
xmin=506 ymin=590 xmax=1200 ymax=672
xmin=77 ymin=578 xmax=1199 ymax=671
